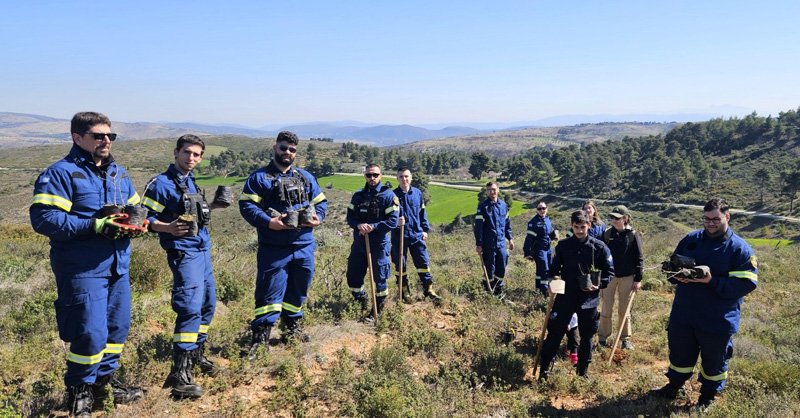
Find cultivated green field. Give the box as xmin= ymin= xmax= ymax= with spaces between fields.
xmin=318 ymin=174 xmax=527 ymax=224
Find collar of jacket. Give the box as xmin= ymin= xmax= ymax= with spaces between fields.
xmin=68 ymin=145 xmax=115 ymax=171
xmin=702 ymin=227 xmax=732 ymax=242
xmin=167 ymin=163 xmax=194 ymax=182
xmin=267 ymin=160 xmax=293 ymax=175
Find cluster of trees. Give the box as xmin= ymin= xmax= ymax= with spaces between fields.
xmin=469 ymin=109 xmax=800 ymax=209
xmin=203 ymin=148 xmax=272 ymax=177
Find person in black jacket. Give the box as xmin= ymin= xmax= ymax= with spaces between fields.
xmin=598 ymin=205 xmax=644 ymax=350
xmin=538 ymin=210 xmax=614 ymax=379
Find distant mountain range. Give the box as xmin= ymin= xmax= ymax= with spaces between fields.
xmin=0 ymin=109 xmax=750 ymax=149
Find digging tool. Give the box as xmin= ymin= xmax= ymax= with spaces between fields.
xmin=365 ymin=233 xmax=379 ymax=321
xmin=399 ymin=218 xmax=405 ymax=302
xmin=607 ymin=289 xmax=637 ymax=365
xmin=533 ymin=278 xmax=565 ymax=377
xmin=479 ymin=253 xmax=494 ymax=294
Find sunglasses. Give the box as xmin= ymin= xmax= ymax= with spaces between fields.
xmin=365 ymin=173 xmax=381 ymax=178
xmin=537 ymin=207 xmax=547 ymax=210
xmin=278 ymin=145 xmax=298 ymax=153
xmin=87 ymin=132 xmax=117 ymax=141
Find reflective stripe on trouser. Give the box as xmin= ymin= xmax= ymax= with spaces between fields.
xmin=167 ymin=248 xmax=216 ymax=352
xmin=540 ymin=297 xmax=599 ymax=368
xmin=54 ymin=274 xmax=131 ymax=386
xmin=482 ymin=247 xmax=508 ymax=289
xmin=391 ymin=238 xmax=433 ymax=285
xmin=598 ymin=274 xmax=635 ymax=342
xmin=347 ymin=239 xmax=391 ymax=299
xmin=533 ymin=249 xmax=552 ymax=291
xmin=252 ymin=242 xmax=316 ymax=329
xmin=666 ymin=321 xmax=734 ymax=393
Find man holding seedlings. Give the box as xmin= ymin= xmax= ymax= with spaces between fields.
xmin=346 ymin=164 xmax=400 ymax=319
xmin=143 ymin=134 xmax=224 ymax=399
xmin=652 ymin=198 xmax=758 ymax=409
xmin=474 ymin=181 xmax=514 ymax=298
xmin=239 ymin=131 xmax=327 ymax=357
xmin=30 ymin=111 xmax=144 ymax=417
xmin=537 ymin=210 xmax=614 ymax=379
xmin=391 ymin=168 xmax=442 ymax=304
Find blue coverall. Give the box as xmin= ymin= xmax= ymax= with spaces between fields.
xmin=665 ymin=228 xmax=758 ymax=395
xmin=523 ymin=213 xmax=557 ymax=294
xmin=540 ymin=235 xmax=614 ymax=369
xmin=142 ymin=164 xmax=216 ymax=352
xmin=474 ymin=198 xmax=513 ymax=292
xmin=346 ymin=184 xmax=399 ymax=300
xmin=30 ymin=145 xmax=140 ymax=387
xmin=391 ymin=186 xmax=433 ymax=287
xmin=239 ymin=162 xmax=327 ymax=330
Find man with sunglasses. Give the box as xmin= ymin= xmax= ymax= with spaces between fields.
xmin=523 ymin=201 xmax=559 ymax=296
xmin=346 ymin=164 xmax=399 ymax=319
xmin=240 ymin=131 xmax=327 ymax=358
xmin=30 ymin=112 xmax=144 ymax=417
xmin=652 ymin=198 xmax=758 ymax=409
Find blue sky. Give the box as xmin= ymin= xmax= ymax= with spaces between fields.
xmin=1 ymin=1 xmax=797 ymax=127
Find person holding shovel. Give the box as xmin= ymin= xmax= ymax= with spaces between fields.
xmin=537 ymin=210 xmax=614 ymax=379
xmin=143 ymin=134 xmax=228 ymax=399
xmin=391 ymin=168 xmax=441 ymax=304
xmin=474 ymin=182 xmax=514 ymax=298
xmin=598 ymin=205 xmax=644 ymax=351
xmin=239 ymin=131 xmax=328 ymax=355
xmin=346 ymin=164 xmax=399 ymax=320
xmin=30 ymin=111 xmax=145 ymax=417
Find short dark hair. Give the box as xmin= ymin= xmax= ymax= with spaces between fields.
xmin=276 ymin=131 xmax=299 ymax=145
xmin=365 ymin=163 xmax=381 ymax=171
xmin=485 ymin=181 xmax=499 ymax=188
xmin=176 ymin=134 xmax=205 ymax=154
xmin=397 ymin=167 xmax=411 ymax=174
xmin=71 ymin=111 xmax=111 ymax=134
xmin=571 ymin=209 xmax=590 ymax=224
xmin=703 ymin=198 xmax=729 ymax=213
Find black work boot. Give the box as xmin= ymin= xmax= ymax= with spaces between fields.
xmin=697 ymin=390 xmax=717 ymax=410
xmin=493 ymin=284 xmax=506 ymax=300
xmin=192 ymin=342 xmax=219 ymax=376
xmin=401 ymin=282 xmax=413 ymax=304
xmin=281 ymin=317 xmax=310 ymax=343
xmin=92 ymin=373 xmax=143 ymax=406
xmin=248 ymin=324 xmax=272 ymax=361
xmin=650 ymin=382 xmax=683 ymax=400
xmin=354 ymin=295 xmax=370 ymax=312
xmin=163 ymin=350 xmax=203 ymax=399
xmin=422 ymin=282 xmax=442 ymax=304
xmin=364 ymin=296 xmax=387 ymax=323
xmin=67 ymin=384 xmax=93 ymax=418
xmin=576 ymin=361 xmax=590 ymax=378
xmin=538 ymin=360 xmax=552 ymax=382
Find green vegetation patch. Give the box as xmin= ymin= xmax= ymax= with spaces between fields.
xmin=746 ymin=238 xmax=793 ymax=247
xmin=195 ymin=175 xmax=247 ymax=186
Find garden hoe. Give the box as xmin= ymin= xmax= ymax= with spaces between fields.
xmin=533 ymin=278 xmax=565 ymax=376
xmin=607 ymin=289 xmax=637 ymax=365
xmin=365 ymin=234 xmax=379 ymax=322
xmin=479 ymin=254 xmax=494 ymax=294
xmin=399 ymin=217 xmax=405 ymax=303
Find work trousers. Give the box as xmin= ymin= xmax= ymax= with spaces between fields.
xmin=532 ymin=248 xmax=552 ymax=294
xmin=54 ymin=274 xmax=131 ymax=386
xmin=481 ymin=246 xmax=508 ymax=290
xmin=167 ymin=249 xmax=216 ymax=352
xmin=540 ymin=298 xmax=599 ymax=368
xmin=347 ymin=238 xmax=391 ymax=299
xmin=666 ymin=321 xmax=734 ymax=394
xmin=598 ymin=275 xmax=635 ymax=343
xmin=252 ymin=243 xmax=315 ymax=329
xmin=391 ymin=238 xmax=433 ymax=286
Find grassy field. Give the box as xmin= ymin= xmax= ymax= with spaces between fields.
xmin=1 ymin=143 xmax=799 ymax=418
xmin=318 ymin=174 xmax=527 ymax=224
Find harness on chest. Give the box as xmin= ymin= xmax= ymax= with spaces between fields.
xmin=356 ymin=195 xmax=381 ymax=223
xmin=171 ymin=174 xmax=210 ymax=228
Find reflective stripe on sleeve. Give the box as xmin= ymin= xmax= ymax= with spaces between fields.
xmin=127 ymin=192 xmax=141 ymax=205
xmin=32 ymin=193 xmax=72 ymax=212
xmin=699 ymin=364 xmax=728 ymax=381
xmin=729 ymin=271 xmax=758 ymax=282
xmin=281 ymin=302 xmax=302 ymax=313
xmin=240 ymin=193 xmax=262 ymax=203
xmin=310 ymin=193 xmax=327 ymax=205
xmin=669 ymin=362 xmax=695 ymax=374
xmin=474 ymin=215 xmax=484 ymax=220
xmin=385 ymin=205 xmax=399 ymax=214
xmin=527 ymin=230 xmax=537 ymax=237
xmin=417 ymin=267 xmax=430 ymax=273
xmin=141 ymin=196 xmax=165 ymax=213
xmin=198 ymin=324 xmax=210 ymax=334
